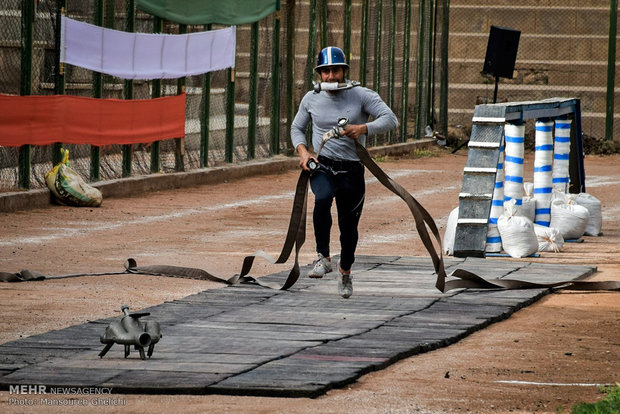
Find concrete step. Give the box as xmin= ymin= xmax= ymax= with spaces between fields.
xmin=449 ymin=31 xmax=610 ymax=62
xmin=449 ymin=4 xmax=609 ymax=36
xmin=452 ymin=0 xmax=608 ymax=8
xmin=447 ymin=58 xmax=613 ymax=86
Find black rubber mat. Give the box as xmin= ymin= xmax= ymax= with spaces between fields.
xmin=0 ymin=256 xmax=595 ymax=397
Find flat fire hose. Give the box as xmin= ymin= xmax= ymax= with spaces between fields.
xmin=2 ymin=143 xmax=619 ymax=292
xmin=122 ymin=141 xmax=619 ymax=293
xmin=125 ymin=167 xmax=311 ymax=290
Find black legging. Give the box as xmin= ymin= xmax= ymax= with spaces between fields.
xmin=309 ymin=163 xmax=365 ymax=271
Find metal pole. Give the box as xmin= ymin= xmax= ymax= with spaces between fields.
xmin=285 ymin=0 xmax=296 ymax=152
xmin=438 ymin=0 xmax=450 ymax=141
xmin=305 ymin=0 xmax=317 ymax=146
xmin=122 ymin=0 xmax=135 ymax=177
xmin=270 ymin=2 xmax=282 ymax=155
xmin=52 ymin=0 xmax=66 ymax=166
xmin=225 ymin=67 xmax=235 ymax=163
xmin=320 ymin=0 xmax=327 ymax=48
xmin=175 ymin=24 xmax=187 ymax=171
xmin=400 ymin=0 xmax=412 ymax=142
xmin=373 ymin=0 xmax=383 ymax=94
xmin=605 ymin=0 xmax=618 ymax=141
xmin=306 ymin=0 xmax=317 ymax=92
xmin=373 ymin=0 xmax=384 ymax=146
xmin=344 ymin=0 xmax=351 ymax=61
xmin=19 ymin=0 xmax=34 ymax=189
xmin=359 ymin=0 xmax=368 ymax=85
xmin=426 ymin=0 xmax=435 ymax=129
xmin=150 ymin=16 xmax=162 ymax=173
xmin=91 ymin=0 xmax=104 ymax=182
xmin=248 ymin=22 xmax=259 ymax=159
xmin=200 ymin=24 xmax=212 ymax=168
xmin=415 ymin=0 xmax=428 ymax=139
xmin=387 ymin=0 xmax=396 ymax=143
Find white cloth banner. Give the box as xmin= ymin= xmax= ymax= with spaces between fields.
xmin=60 ymin=16 xmax=236 ymax=80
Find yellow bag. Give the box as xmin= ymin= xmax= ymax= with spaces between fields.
xmin=45 ymin=148 xmax=102 ymax=207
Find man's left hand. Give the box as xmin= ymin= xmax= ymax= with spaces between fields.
xmin=343 ymin=124 xmax=368 ymax=140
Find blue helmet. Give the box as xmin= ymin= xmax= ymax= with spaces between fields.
xmin=314 ymin=46 xmax=349 ymax=72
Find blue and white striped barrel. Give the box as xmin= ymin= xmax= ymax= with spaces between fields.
xmin=533 ymin=119 xmax=554 ymax=226
xmin=503 ymin=123 xmax=525 ymax=209
xmin=553 ymin=119 xmax=572 ymax=193
xmin=486 ymin=144 xmax=505 ymax=252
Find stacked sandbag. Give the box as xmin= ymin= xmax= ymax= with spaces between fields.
xmin=573 ymin=193 xmax=602 ymax=236
xmin=497 ymin=200 xmax=539 ymax=258
xmin=549 ymin=197 xmax=590 ymax=240
xmin=443 ymin=207 xmax=459 ymax=256
xmin=521 ymin=182 xmax=536 ymax=223
xmin=533 ymin=223 xmax=564 ymax=252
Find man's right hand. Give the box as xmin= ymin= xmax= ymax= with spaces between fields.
xmin=297 ymin=144 xmax=317 ymax=171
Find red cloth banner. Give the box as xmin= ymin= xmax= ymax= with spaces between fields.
xmin=0 ymin=93 xmax=186 ymax=147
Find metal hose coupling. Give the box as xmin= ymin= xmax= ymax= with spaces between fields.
xmin=313 ymin=80 xmax=361 ymax=93
xmin=311 ymin=118 xmax=350 ymax=171
xmin=322 ymin=117 xmax=350 ymax=142
xmin=99 ymin=305 xmax=162 ymax=360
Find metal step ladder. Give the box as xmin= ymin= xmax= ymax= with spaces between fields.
xmin=453 ymin=98 xmax=585 ymax=258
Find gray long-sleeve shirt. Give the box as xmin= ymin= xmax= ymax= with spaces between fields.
xmin=290 ymin=85 xmax=398 ymax=161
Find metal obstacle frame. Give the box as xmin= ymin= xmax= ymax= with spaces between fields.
xmin=453 ymin=97 xmax=585 ymax=258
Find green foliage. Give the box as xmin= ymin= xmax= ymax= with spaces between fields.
xmin=569 ymin=385 xmax=620 ymax=414
xmin=373 ymin=155 xmax=387 ymax=163
xmin=410 ymin=148 xmax=440 ymax=158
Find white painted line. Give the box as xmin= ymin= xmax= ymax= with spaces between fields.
xmin=0 ymin=169 xmax=439 ymax=247
xmin=495 ymin=380 xmax=612 ymax=387
xmin=366 ymin=185 xmax=459 ymax=208
xmin=585 ymin=175 xmax=620 ymax=188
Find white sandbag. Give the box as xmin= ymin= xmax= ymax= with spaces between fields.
xmin=521 ymin=182 xmax=536 ymax=222
xmin=551 ymin=189 xmax=567 ymax=202
xmin=573 ymin=193 xmax=602 ymax=236
xmin=549 ymin=198 xmax=589 ymax=240
xmin=497 ymin=200 xmax=539 ymax=258
xmin=443 ymin=207 xmax=459 ymax=256
xmin=533 ymin=223 xmax=564 ymax=252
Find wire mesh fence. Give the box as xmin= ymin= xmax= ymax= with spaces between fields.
xmin=0 ymin=0 xmax=617 ymax=192
xmin=447 ymin=0 xmax=618 ymax=147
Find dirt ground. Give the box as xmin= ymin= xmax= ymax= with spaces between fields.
xmin=0 ymin=147 xmax=619 ymax=414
